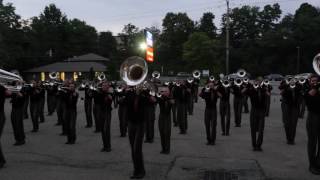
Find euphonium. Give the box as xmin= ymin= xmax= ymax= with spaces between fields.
xmin=0 ymin=69 xmax=23 ymax=92
xmin=152 ymin=71 xmax=160 ymax=79
xmin=49 ymin=72 xmax=58 ymax=80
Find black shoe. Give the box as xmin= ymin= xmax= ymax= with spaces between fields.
xmin=39 ymin=120 xmax=45 ymax=123
xmin=226 ymin=133 xmax=230 ymax=136
xmin=235 ymin=124 xmax=241 ymax=127
xmin=131 ymin=172 xmax=145 ymax=179
xmin=287 ymin=141 xmax=295 ymax=145
xmin=221 ymin=132 xmax=226 ymax=136
xmin=0 ymin=161 xmax=5 ymax=169
xmin=94 ymin=130 xmax=101 ymax=133
xmin=85 ymin=125 xmax=92 ymax=128
xmin=120 ymin=134 xmax=126 ymax=137
xmin=14 ymin=141 xmax=25 ymax=146
xmin=174 ymin=124 xmax=178 ymax=127
xmin=31 ymin=129 xmax=38 ymax=133
xmin=101 ymin=148 xmax=111 ymax=152
xmin=65 ymin=141 xmax=75 ymax=145
xmin=309 ymin=166 xmax=320 ymax=175
xmin=55 ymin=123 xmax=61 ymax=126
xmin=256 ymin=147 xmax=263 ymax=151
xmin=210 ymin=142 xmax=215 ymax=145
xmin=60 ymin=133 xmax=67 ymax=136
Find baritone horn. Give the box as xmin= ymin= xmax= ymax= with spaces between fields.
xmin=237 ymin=69 xmax=247 ymax=78
xmin=49 ymin=72 xmax=58 ymax=80
xmin=120 ymin=56 xmax=148 ymax=86
xmin=312 ymin=53 xmax=320 ymax=76
xmin=97 ymin=72 xmax=106 ymax=81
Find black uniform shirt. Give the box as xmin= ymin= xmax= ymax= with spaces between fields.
xmin=173 ymin=86 xmax=190 ymax=103
xmin=304 ymin=87 xmax=320 ymax=114
xmin=11 ymin=93 xmax=25 ymax=108
xmin=232 ymin=85 xmax=243 ymax=98
xmin=158 ymin=97 xmax=172 ymax=115
xmin=218 ymin=86 xmax=230 ymax=102
xmin=246 ymin=86 xmax=268 ymax=109
xmin=125 ymin=91 xmax=148 ymax=123
xmin=65 ymin=91 xmax=79 ymax=109
xmin=199 ymin=88 xmax=218 ymax=108
xmin=30 ymin=87 xmax=42 ymax=102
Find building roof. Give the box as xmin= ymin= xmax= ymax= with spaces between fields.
xmin=65 ymin=53 xmax=110 ymax=62
xmin=25 ymin=61 xmax=107 ymax=73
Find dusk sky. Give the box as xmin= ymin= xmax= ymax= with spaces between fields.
xmin=4 ymin=0 xmax=320 ymax=34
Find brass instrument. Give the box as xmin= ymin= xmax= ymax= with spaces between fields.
xmin=221 ymin=79 xmax=231 ymax=88
xmin=263 ymin=79 xmax=270 ymax=86
xmin=120 ymin=56 xmax=148 ymax=86
xmin=234 ymin=78 xmax=243 ymax=87
xmin=97 ymin=72 xmax=106 ymax=82
xmin=49 ymin=72 xmax=58 ymax=80
xmin=0 ymin=68 xmax=23 ymax=93
xmin=209 ymin=75 xmax=215 ymax=82
xmin=312 ymin=53 xmax=320 ymax=75
xmin=285 ymin=75 xmax=294 ymax=85
xmin=187 ymin=77 xmax=194 ymax=84
xmin=243 ymin=78 xmax=249 ymax=84
xmin=236 ymin=69 xmax=247 ymax=78
xmin=152 ymin=71 xmax=160 ymax=79
xmin=116 ymin=86 xmax=124 ymax=93
xmin=298 ymin=77 xmax=306 ymax=85
xmin=192 ymin=70 xmax=201 ymax=79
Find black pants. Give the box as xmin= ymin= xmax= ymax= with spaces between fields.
xmin=172 ymin=103 xmax=177 ymax=126
xmin=84 ymin=98 xmax=93 ymax=127
xmin=47 ymin=94 xmax=57 ymax=115
xmin=194 ymin=89 xmax=199 ymax=103
xmin=128 ymin=122 xmax=145 ymax=176
xmin=299 ymin=98 xmax=306 ymax=118
xmin=250 ymin=108 xmax=265 ymax=148
xmin=101 ymin=109 xmax=112 ymax=149
xmin=242 ymin=96 xmax=249 ymax=113
xmin=0 ymin=112 xmax=6 ymax=164
xmin=188 ymin=96 xmax=194 ymax=115
xmin=30 ymin=101 xmax=40 ymax=131
xmin=118 ymin=105 xmax=128 ymax=136
xmin=159 ymin=112 xmax=171 ymax=153
xmin=65 ymin=108 xmax=77 ymax=143
xmin=234 ymin=97 xmax=243 ymax=126
xmin=265 ymin=95 xmax=271 ymax=117
xmin=23 ymin=96 xmax=29 ymax=119
xmin=61 ymin=102 xmax=68 ymax=135
xmin=39 ymin=97 xmax=45 ymax=122
xmin=204 ymin=106 xmax=217 ymax=144
xmin=93 ymin=103 xmax=102 ymax=132
xmin=306 ymin=111 xmax=320 ymax=168
xmin=11 ymin=106 xmax=25 ymax=143
xmin=145 ymin=105 xmax=155 ymax=142
xmin=177 ymin=102 xmax=187 ymax=134
xmin=220 ymin=100 xmax=230 ymax=135
xmin=283 ymin=104 xmax=299 ymax=143
xmin=56 ymin=98 xmax=63 ymax=125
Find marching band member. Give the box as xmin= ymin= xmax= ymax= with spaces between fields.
xmin=125 ymin=86 xmax=149 ymax=179
xmin=169 ymin=82 xmax=178 ymax=127
xmin=46 ymin=82 xmax=58 ymax=116
xmin=64 ymin=82 xmax=79 ymax=144
xmin=231 ymin=79 xmax=244 ymax=127
xmin=186 ymin=79 xmax=195 ymax=115
xmin=117 ymin=84 xmax=128 ymax=137
xmin=79 ymin=82 xmax=93 ymax=128
xmin=279 ymin=78 xmax=302 ymax=145
xmin=199 ymin=81 xmax=218 ymax=145
xmin=242 ymin=79 xmax=250 ymax=114
xmin=10 ymin=81 xmax=26 ymax=145
xmin=0 ymin=84 xmax=11 ymax=168
xmin=264 ymin=80 xmax=273 ymax=117
xmin=218 ymin=79 xmax=231 ymax=136
xmin=93 ymin=82 xmax=102 ymax=133
xmin=244 ymin=78 xmax=270 ymax=151
xmin=174 ymin=80 xmax=190 ymax=134
xmin=96 ymin=82 xmax=113 ymax=152
xmin=304 ymin=74 xmax=320 ymax=175
xmin=29 ymin=81 xmax=42 ymax=132
xmin=144 ymin=87 xmax=157 ymax=143
xmin=157 ymin=87 xmax=174 ymax=154
xmin=39 ymin=81 xmax=46 ymax=123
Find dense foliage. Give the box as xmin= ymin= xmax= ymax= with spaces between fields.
xmin=0 ymin=2 xmax=319 ymax=77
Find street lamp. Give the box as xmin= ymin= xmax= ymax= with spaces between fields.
xmin=139 ymin=42 xmax=147 ymax=50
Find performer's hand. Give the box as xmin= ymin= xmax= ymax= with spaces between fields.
xmin=309 ymin=89 xmax=317 ymax=96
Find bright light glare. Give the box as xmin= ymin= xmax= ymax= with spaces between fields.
xmin=139 ymin=42 xmax=147 ymax=50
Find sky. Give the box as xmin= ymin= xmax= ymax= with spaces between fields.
xmin=3 ymin=0 xmax=320 ymax=34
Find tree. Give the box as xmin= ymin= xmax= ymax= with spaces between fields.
xmin=98 ymin=31 xmax=117 ymax=58
xmin=198 ymin=12 xmax=217 ymax=39
xmin=183 ymin=32 xmax=221 ymax=72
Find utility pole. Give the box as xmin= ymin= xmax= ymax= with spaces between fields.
xmin=296 ymin=46 xmax=300 ymax=74
xmin=225 ymin=0 xmax=230 ymax=75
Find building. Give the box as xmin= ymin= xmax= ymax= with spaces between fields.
xmin=24 ymin=53 xmax=109 ymax=81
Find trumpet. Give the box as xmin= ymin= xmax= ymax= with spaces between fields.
xmin=243 ymin=78 xmax=249 ymax=84
xmin=236 ymin=69 xmax=247 ymax=78
xmin=164 ymin=81 xmax=170 ymax=86
xmin=284 ymin=75 xmax=294 ymax=85
xmin=298 ymin=77 xmax=306 ymax=84
xmin=116 ymin=86 xmax=124 ymax=93
xmin=152 ymin=71 xmax=160 ymax=79
xmin=263 ymin=79 xmax=270 ymax=86
xmin=192 ymin=70 xmax=201 ymax=79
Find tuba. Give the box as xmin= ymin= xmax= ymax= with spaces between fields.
xmin=192 ymin=70 xmax=201 ymax=79
xmin=312 ymin=53 xmax=320 ymax=75
xmin=120 ymin=56 xmax=148 ymax=86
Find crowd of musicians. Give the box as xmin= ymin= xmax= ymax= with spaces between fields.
xmin=1 ymin=70 xmax=320 ymax=177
